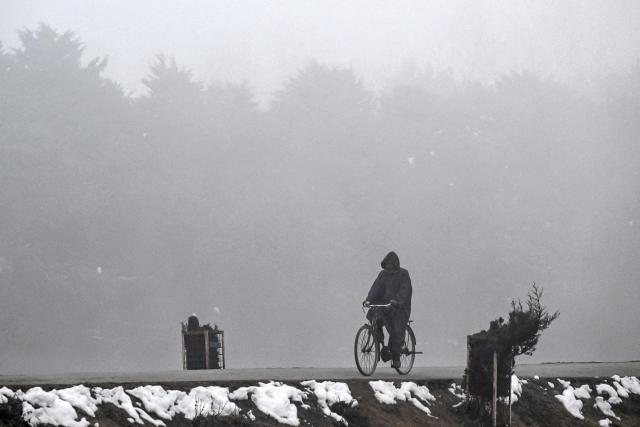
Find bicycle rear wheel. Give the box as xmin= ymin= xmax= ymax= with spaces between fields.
xmin=354 ymin=324 xmax=379 ymax=376
xmin=394 ymin=325 xmax=416 ymax=375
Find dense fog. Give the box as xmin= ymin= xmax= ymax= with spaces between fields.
xmin=0 ymin=1 xmax=639 ymax=374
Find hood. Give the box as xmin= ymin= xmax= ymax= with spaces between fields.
xmin=381 ymin=251 xmax=400 ymax=270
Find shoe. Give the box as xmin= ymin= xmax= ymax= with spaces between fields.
xmin=391 ymin=358 xmax=401 ymax=369
xmin=380 ymin=346 xmax=391 ymax=362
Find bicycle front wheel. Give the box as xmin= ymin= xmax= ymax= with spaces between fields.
xmin=394 ymin=325 xmax=416 ymax=375
xmin=354 ymin=324 xmax=379 ymax=376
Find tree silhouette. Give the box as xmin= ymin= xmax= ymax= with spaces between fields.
xmin=0 ymin=23 xmax=132 ymax=285
xmin=269 ymin=61 xmax=375 ymax=177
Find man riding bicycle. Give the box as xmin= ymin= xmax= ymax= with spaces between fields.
xmin=362 ymin=251 xmax=412 ymax=369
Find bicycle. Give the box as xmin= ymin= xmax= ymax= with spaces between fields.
xmin=354 ymin=303 xmax=421 ymax=376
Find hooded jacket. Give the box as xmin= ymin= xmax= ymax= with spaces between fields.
xmin=366 ymin=251 xmax=412 ymax=317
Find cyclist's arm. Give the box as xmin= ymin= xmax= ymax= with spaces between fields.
xmin=366 ymin=272 xmax=384 ymax=303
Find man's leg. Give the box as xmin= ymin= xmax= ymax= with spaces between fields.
xmin=367 ymin=309 xmax=391 ymax=361
xmin=380 ymin=311 xmax=400 ymax=365
xmin=388 ymin=313 xmax=407 ymax=368
xmin=366 ymin=308 xmax=385 ymax=342
xmin=379 ymin=326 xmax=391 ymax=362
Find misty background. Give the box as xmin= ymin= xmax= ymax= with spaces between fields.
xmin=0 ymin=1 xmax=639 ymax=374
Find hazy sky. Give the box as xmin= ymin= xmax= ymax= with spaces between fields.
xmin=1 ymin=1 xmax=639 ymax=374
xmin=2 ymin=0 xmax=640 ymax=101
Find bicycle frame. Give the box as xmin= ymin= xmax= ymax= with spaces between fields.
xmin=363 ymin=303 xmax=423 ymax=356
xmin=364 ymin=304 xmax=389 ymax=342
xmin=355 ymin=303 xmax=421 ymax=376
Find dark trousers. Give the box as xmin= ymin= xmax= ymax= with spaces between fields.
xmin=367 ymin=307 xmax=407 ymax=359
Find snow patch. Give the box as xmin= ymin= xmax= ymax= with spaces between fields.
xmin=94 ymin=386 xmax=146 ymax=424
xmin=572 ymin=384 xmax=592 ymax=400
xmin=448 ymin=382 xmax=465 ymax=399
xmin=547 ymin=382 xmax=555 ymax=389
xmin=301 ymin=380 xmax=356 ymax=425
xmin=0 ymin=387 xmax=15 ymax=404
xmin=127 ymin=385 xmax=239 ymax=421
xmin=593 ymin=396 xmax=620 ymax=421
xmin=20 ymin=387 xmax=90 ymax=427
xmin=598 ymin=419 xmax=612 ymax=427
xmin=187 ymin=386 xmax=240 ymax=418
xmin=55 ymin=385 xmax=99 ymax=418
xmin=135 ymin=407 xmax=166 ymax=426
xmin=554 ymin=388 xmax=584 ymax=420
xmin=614 ymin=375 xmax=640 ymax=395
xmin=369 ymin=381 xmax=436 ymax=417
xmin=596 ymin=384 xmax=622 ymax=405
xmin=126 ymin=385 xmax=181 ymax=420
xmin=231 ymin=382 xmax=307 ymax=426
xmin=557 ymin=378 xmax=571 ymax=388
xmin=510 ymin=375 xmax=524 ymax=403
xmin=613 ymin=382 xmax=629 ymax=399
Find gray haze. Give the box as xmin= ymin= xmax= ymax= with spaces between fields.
xmin=2 ymin=0 xmax=640 ymax=102
xmin=0 ymin=1 xmax=639 ymax=374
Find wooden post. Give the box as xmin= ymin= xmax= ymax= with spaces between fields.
xmin=508 ymin=354 xmax=514 ymax=426
xmin=492 ymin=350 xmax=497 ymax=427
xmin=508 ymin=371 xmax=512 ymax=426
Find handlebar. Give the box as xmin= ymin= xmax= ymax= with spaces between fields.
xmin=363 ymin=303 xmax=392 ymax=308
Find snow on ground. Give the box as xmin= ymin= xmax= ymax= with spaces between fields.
xmin=598 ymin=419 xmax=613 ymax=427
xmin=498 ymin=375 xmax=525 ymax=405
xmin=447 ymin=382 xmax=465 ymax=399
xmin=596 ymin=384 xmax=622 ymax=405
xmin=56 ymin=385 xmax=99 ymax=418
xmin=0 ymin=387 xmax=14 ymax=404
xmin=550 ymin=375 xmax=640 ymax=421
xmin=553 ymin=379 xmax=594 ymax=420
xmin=554 ymin=387 xmax=584 ymax=420
xmin=3 ymin=375 xmax=637 ymax=426
xmin=547 ymin=381 xmax=555 ymax=389
xmin=572 ymin=384 xmax=592 ymax=400
xmin=593 ymin=397 xmax=620 ymax=421
xmin=231 ymin=382 xmax=307 ymax=426
xmin=20 ymin=387 xmax=91 ymax=427
xmin=93 ymin=386 xmax=149 ymax=424
xmin=448 ymin=382 xmax=466 ymax=408
xmin=125 ymin=385 xmax=182 ymax=420
xmin=510 ymin=375 xmax=524 ymax=403
xmin=186 ymin=385 xmax=241 ymax=418
xmin=301 ymin=380 xmax=357 ymax=425
xmin=369 ymin=381 xmax=436 ymax=417
xmin=613 ymin=375 xmax=640 ymax=395
xmin=0 ymin=381 xmax=366 ymax=427
xmin=613 ymin=381 xmax=629 ymax=398
xmin=136 ymin=408 xmax=165 ymax=426
xmin=127 ymin=385 xmax=240 ymax=421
